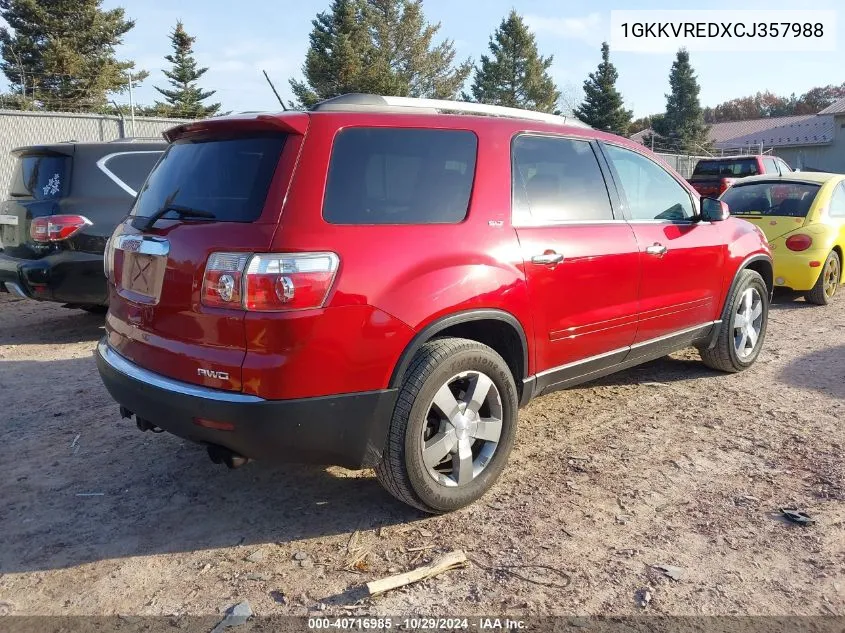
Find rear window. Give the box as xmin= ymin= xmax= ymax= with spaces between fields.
xmin=131 ymin=136 xmax=285 ymax=222
xmin=323 ymin=128 xmax=478 ymax=224
xmin=721 ymin=181 xmax=820 ymax=217
xmin=693 ymin=159 xmax=759 ymax=177
xmin=8 ymin=153 xmax=69 ymax=200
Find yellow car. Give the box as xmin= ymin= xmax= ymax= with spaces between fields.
xmin=720 ymin=172 xmax=845 ymax=305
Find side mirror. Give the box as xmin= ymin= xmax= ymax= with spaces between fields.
xmin=700 ymin=197 xmax=730 ymax=222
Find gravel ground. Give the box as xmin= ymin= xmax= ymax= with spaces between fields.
xmin=0 ymin=292 xmax=843 ymax=618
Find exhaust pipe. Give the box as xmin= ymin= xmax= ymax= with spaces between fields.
xmin=135 ymin=417 xmax=164 ymax=433
xmin=207 ymin=445 xmax=250 ymax=469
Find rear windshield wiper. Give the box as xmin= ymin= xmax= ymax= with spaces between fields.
xmin=132 ymin=204 xmax=216 ymax=231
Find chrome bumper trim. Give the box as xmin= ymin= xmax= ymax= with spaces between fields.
xmin=4 ymin=281 xmax=28 ymax=298
xmin=97 ymin=339 xmax=264 ymax=404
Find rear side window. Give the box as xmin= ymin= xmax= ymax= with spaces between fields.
xmin=101 ymin=152 xmax=162 ymax=195
xmin=721 ymin=181 xmax=820 ymax=217
xmin=830 ymin=182 xmax=845 ymax=218
xmin=763 ymin=157 xmax=780 ymax=174
xmin=693 ymin=159 xmax=760 ymax=177
xmin=8 ymin=154 xmax=69 ymax=200
xmin=511 ymin=135 xmax=613 ymax=224
xmin=132 ymin=136 xmax=285 ymax=222
xmin=323 ymin=128 xmax=477 ymax=224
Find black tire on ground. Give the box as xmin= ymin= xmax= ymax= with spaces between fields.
xmin=804 ymin=250 xmax=841 ymax=306
xmin=699 ymin=269 xmax=769 ymax=373
xmin=375 ymin=337 xmax=518 ymax=514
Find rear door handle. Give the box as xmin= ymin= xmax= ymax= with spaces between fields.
xmin=531 ymin=252 xmax=564 ymax=265
xmin=645 ymin=243 xmax=668 ymax=256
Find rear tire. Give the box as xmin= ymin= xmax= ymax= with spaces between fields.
xmin=699 ymin=269 xmax=768 ymax=373
xmin=376 ymin=337 xmax=518 ymax=514
xmin=805 ymin=250 xmax=840 ymax=306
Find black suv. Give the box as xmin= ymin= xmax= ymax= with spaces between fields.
xmin=0 ymin=139 xmax=166 ymax=310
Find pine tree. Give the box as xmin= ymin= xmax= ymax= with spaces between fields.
xmin=154 ymin=21 xmax=220 ymax=119
xmin=573 ymin=42 xmax=632 ymax=135
xmin=467 ymin=11 xmax=559 ymax=113
xmin=652 ymin=49 xmax=708 ymax=152
xmin=289 ymin=0 xmax=374 ymax=107
xmin=0 ymin=0 xmax=145 ymax=112
xmin=290 ymin=0 xmax=471 ymax=108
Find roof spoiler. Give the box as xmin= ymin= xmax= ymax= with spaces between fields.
xmin=163 ymin=112 xmax=309 ymax=143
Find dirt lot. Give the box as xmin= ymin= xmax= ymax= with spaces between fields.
xmin=0 ymin=292 xmax=843 ymax=618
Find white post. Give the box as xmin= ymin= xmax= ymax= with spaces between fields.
xmin=128 ymin=73 xmax=137 ymax=137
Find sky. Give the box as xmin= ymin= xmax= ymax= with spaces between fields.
xmin=1 ymin=0 xmax=843 ymax=118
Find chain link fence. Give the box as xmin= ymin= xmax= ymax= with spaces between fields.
xmin=654 ymin=152 xmax=711 ymax=179
xmin=1 ymin=109 xmax=188 ymax=198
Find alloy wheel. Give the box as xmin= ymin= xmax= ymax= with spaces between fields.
xmin=420 ymin=371 xmax=503 ymax=488
xmin=733 ymin=287 xmax=764 ymax=360
xmin=823 ymin=255 xmax=840 ymax=300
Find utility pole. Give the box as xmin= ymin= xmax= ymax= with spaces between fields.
xmin=128 ymin=72 xmax=137 ymax=136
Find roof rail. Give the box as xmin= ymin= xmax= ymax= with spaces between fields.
xmin=310 ymin=93 xmax=591 ymax=128
xmin=109 ymin=136 xmax=165 ymax=143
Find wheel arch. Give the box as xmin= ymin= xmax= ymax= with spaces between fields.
xmin=704 ymin=253 xmax=773 ymax=350
xmin=742 ymin=254 xmax=774 ymax=298
xmin=388 ymin=309 xmax=530 ymax=402
xmin=832 ymin=245 xmax=844 ymax=283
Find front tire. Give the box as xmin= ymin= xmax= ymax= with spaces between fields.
xmin=376 ymin=337 xmax=518 ymax=514
xmin=699 ymin=269 xmax=768 ymax=373
xmin=805 ymin=250 xmax=841 ymax=306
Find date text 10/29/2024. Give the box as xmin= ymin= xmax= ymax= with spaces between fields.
xmin=307 ymin=617 xmax=527 ymax=630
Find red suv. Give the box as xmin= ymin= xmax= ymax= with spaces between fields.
xmin=96 ymin=94 xmax=773 ymax=513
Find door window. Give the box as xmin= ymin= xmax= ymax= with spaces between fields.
xmin=511 ymin=135 xmax=613 ymax=224
xmin=603 ymin=144 xmax=695 ymax=221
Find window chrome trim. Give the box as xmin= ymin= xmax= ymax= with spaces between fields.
xmin=96 ymin=151 xmax=163 ymax=198
xmin=98 ymin=340 xmax=264 ymax=404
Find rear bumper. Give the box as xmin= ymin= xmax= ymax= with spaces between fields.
xmin=95 ymin=339 xmax=398 ymax=469
xmin=771 ymin=249 xmax=827 ymax=291
xmin=0 ymin=250 xmax=107 ymax=305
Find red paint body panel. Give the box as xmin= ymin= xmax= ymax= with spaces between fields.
xmin=102 ymin=107 xmax=772 ymax=404
xmin=241 ymin=305 xmax=414 ymax=399
xmin=514 ymin=224 xmax=640 ymax=369
xmin=630 ymin=222 xmax=726 ymax=342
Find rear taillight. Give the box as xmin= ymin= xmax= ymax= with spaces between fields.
xmin=201 ymin=252 xmax=339 ymax=311
xmin=244 ymin=253 xmax=339 ymax=311
xmin=718 ymin=178 xmax=733 ymax=194
xmin=785 ymin=234 xmax=813 ymax=252
xmin=201 ymin=252 xmax=251 ymax=308
xmin=30 ymin=215 xmax=91 ymax=242
xmin=104 ymin=237 xmax=114 ymax=279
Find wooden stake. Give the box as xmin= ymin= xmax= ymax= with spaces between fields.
xmin=366 ymin=550 xmax=468 ymax=596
